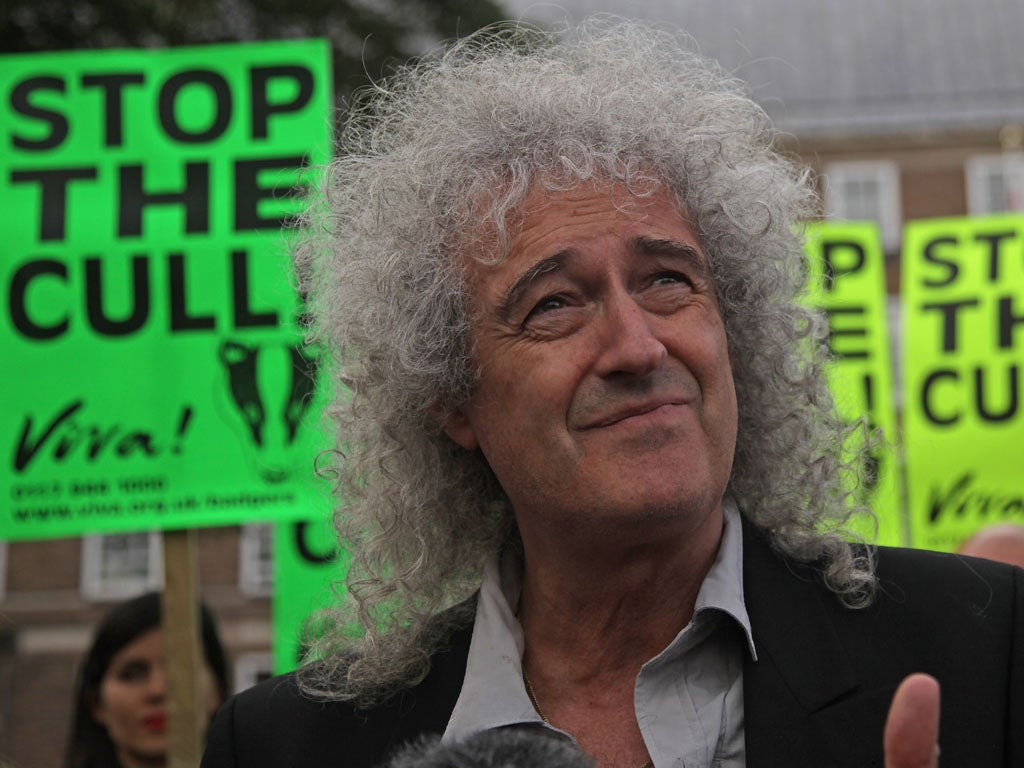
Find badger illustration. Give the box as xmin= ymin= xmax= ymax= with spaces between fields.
xmin=218 ymin=339 xmax=319 ymax=484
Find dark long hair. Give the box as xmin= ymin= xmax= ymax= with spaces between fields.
xmin=65 ymin=592 xmax=230 ymax=768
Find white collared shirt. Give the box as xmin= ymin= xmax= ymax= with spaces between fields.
xmin=444 ymin=500 xmax=757 ymax=768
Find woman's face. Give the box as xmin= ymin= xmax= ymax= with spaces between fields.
xmin=92 ymin=628 xmax=222 ymax=768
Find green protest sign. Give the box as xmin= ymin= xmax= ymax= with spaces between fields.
xmin=273 ymin=516 xmax=349 ymax=674
xmin=803 ymin=222 xmax=903 ymax=546
xmin=902 ymin=215 xmax=1024 ymax=551
xmin=1 ymin=40 xmax=333 ymax=539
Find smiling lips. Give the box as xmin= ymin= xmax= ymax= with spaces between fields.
xmin=583 ymin=399 xmax=689 ymax=429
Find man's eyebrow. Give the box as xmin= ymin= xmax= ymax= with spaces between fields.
xmin=495 ymin=237 xmax=706 ymax=320
xmin=628 ymin=236 xmax=709 ymax=273
xmin=497 ymin=250 xmax=573 ymax=321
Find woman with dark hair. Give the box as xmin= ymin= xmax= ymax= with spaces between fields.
xmin=66 ymin=592 xmax=229 ymax=768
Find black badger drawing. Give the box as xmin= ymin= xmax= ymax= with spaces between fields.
xmin=218 ymin=339 xmax=318 ymax=483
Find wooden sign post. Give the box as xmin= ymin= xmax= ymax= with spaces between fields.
xmin=163 ymin=529 xmax=205 ymax=768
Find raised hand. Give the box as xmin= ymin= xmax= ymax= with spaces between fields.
xmin=884 ymin=674 xmax=941 ymax=768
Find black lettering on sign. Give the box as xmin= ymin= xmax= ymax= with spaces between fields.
xmin=920 ymin=365 xmax=1020 ymax=426
xmin=974 ymin=365 xmax=1019 ymax=423
xmin=862 ymin=373 xmax=876 ymax=412
xmin=921 ymin=369 xmax=960 ymax=426
xmin=9 ymin=167 xmax=99 ymax=241
xmin=919 ymin=299 xmax=980 ymax=353
xmin=294 ymin=521 xmax=336 ymax=565
xmin=234 ymin=155 xmax=307 ymax=231
xmin=84 ymin=255 xmax=151 ymax=336
xmin=973 ymin=230 xmax=1017 ymax=282
xmin=8 ymin=63 xmax=319 ymax=151
xmin=12 ymin=400 xmax=192 ymax=472
xmin=118 ymin=162 xmax=210 ymax=237
xmin=81 ymin=73 xmax=146 ymax=147
xmin=10 ymin=76 xmax=68 ymax=150
xmin=999 ymin=295 xmax=1024 ymax=349
xmin=823 ymin=306 xmax=869 ymax=359
xmin=250 ymin=65 xmax=315 ymax=140
xmin=921 ymin=236 xmax=960 ymax=288
xmin=928 ymin=472 xmax=1024 ymax=523
xmin=9 ymin=259 xmax=69 ymax=340
xmin=820 ymin=240 xmax=866 ymax=292
xmin=158 ymin=69 xmax=232 ymax=143
xmin=5 ymin=250 xmax=282 ymax=341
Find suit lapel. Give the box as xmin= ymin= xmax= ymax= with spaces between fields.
xmin=741 ymin=521 xmax=890 ymax=767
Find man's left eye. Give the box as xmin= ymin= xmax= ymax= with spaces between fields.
xmin=651 ymin=272 xmax=686 ymax=286
xmin=530 ymin=296 xmax=567 ymax=315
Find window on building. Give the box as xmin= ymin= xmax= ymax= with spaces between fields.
xmin=81 ymin=532 xmax=163 ymax=600
xmin=234 ymin=651 xmax=275 ymax=694
xmin=966 ymin=155 xmax=1024 ymax=214
xmin=239 ymin=524 xmax=274 ymax=596
xmin=824 ymin=161 xmax=902 ymax=252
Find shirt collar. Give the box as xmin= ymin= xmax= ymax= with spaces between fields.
xmin=694 ymin=498 xmax=757 ymax=659
xmin=442 ymin=499 xmax=755 ymax=743
xmin=442 ymin=548 xmax=541 ymax=743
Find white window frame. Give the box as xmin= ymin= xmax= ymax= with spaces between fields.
xmin=81 ymin=531 xmax=163 ymax=600
xmin=234 ymin=651 xmax=275 ymax=694
xmin=824 ymin=161 xmax=903 ymax=252
xmin=966 ymin=154 xmax=1024 ymax=214
xmin=239 ymin=523 xmax=274 ymax=597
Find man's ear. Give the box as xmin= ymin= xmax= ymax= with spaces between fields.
xmin=429 ymin=403 xmax=479 ymax=451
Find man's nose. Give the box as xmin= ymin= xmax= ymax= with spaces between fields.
xmin=593 ymin=291 xmax=667 ymax=378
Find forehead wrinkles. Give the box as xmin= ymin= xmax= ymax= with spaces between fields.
xmin=452 ymin=168 xmax=680 ymax=262
xmin=510 ymin=179 xmax=702 ymax=275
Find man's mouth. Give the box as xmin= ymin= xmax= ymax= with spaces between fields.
xmin=585 ymin=399 xmax=687 ymax=429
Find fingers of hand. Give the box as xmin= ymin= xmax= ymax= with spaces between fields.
xmin=884 ymin=673 xmax=941 ymax=768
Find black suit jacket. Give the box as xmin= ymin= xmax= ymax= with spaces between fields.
xmin=202 ymin=522 xmax=1024 ymax=767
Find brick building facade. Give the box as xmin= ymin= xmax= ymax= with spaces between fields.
xmin=0 ymin=527 xmax=273 ymax=767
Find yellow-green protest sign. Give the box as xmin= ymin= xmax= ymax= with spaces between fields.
xmin=804 ymin=222 xmax=903 ymax=546
xmin=273 ymin=517 xmax=349 ymax=674
xmin=1 ymin=40 xmax=333 ymax=539
xmin=902 ymin=215 xmax=1024 ymax=551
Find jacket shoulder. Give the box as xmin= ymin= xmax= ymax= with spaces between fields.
xmin=202 ymin=623 xmax=474 ymax=768
xmin=871 ymin=544 xmax=1022 ymax=621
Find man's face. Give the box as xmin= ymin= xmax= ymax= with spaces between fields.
xmin=442 ymin=179 xmax=738 ymax=543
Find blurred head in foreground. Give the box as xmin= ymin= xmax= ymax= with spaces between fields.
xmin=958 ymin=523 xmax=1024 ymax=568
xmin=385 ymin=730 xmax=592 ymax=768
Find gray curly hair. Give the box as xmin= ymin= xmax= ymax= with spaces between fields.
xmin=295 ymin=18 xmax=876 ymax=705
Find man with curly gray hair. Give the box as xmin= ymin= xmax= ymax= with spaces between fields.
xmin=203 ymin=19 xmax=1023 ymax=768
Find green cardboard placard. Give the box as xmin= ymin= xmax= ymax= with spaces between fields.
xmin=1 ymin=40 xmax=333 ymax=539
xmin=902 ymin=215 xmax=1024 ymax=551
xmin=803 ymin=222 xmax=904 ymax=546
xmin=272 ymin=516 xmax=350 ymax=674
